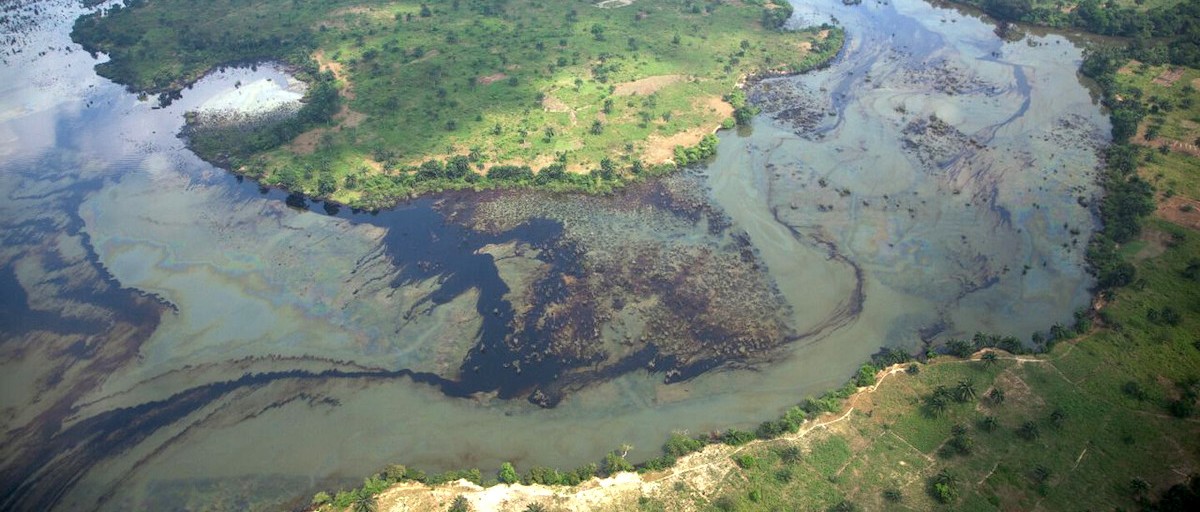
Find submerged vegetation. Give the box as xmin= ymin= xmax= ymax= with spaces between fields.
xmin=72 ymin=0 xmax=843 ymax=207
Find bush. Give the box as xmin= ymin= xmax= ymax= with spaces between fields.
xmin=602 ymin=452 xmax=634 ymax=475
xmin=928 ymin=471 xmax=960 ymax=504
xmin=639 ymin=455 xmax=676 ymax=472
xmin=732 ymin=454 xmax=758 ymax=469
xmin=524 ymin=466 xmax=563 ymax=486
xmin=498 ymin=462 xmax=519 ymax=484
xmin=721 ymin=429 xmax=756 ymax=446
xmin=572 ymin=462 xmax=598 ymax=482
xmin=382 ymin=464 xmax=407 ymax=482
xmin=854 ymin=364 xmax=878 ymax=387
xmin=945 ymin=338 xmax=974 ymax=358
xmin=663 ymin=433 xmax=705 ymax=457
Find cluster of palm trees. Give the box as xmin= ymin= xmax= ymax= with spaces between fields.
xmin=924 ymin=380 xmax=979 ymax=416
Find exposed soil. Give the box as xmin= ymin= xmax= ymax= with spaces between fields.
xmin=477 ymin=73 xmax=507 ymax=85
xmin=613 ymin=75 xmax=685 ymax=96
xmin=1134 ymin=227 xmax=1171 ymax=261
xmin=1152 ymin=67 xmax=1185 ymax=87
xmin=1155 ymin=195 xmax=1200 ymax=231
xmin=1117 ymin=59 xmax=1142 ymax=75
xmin=642 ymin=97 xmax=732 ymax=163
xmin=289 ymin=50 xmax=368 ymax=155
xmin=1133 ymin=123 xmax=1200 ymax=158
xmin=372 ymin=365 xmax=911 ymax=512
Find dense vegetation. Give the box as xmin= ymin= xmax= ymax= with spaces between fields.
xmin=72 ymin=0 xmax=842 ymax=208
xmin=966 ymin=0 xmax=1200 ymax=66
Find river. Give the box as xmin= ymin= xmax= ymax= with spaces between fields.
xmin=0 ymin=0 xmax=1106 ymax=510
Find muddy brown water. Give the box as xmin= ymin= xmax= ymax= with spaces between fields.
xmin=0 ymin=0 xmax=1106 ymax=510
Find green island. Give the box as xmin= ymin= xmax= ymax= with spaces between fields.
xmin=293 ymin=4 xmax=1200 ymax=512
xmin=71 ymin=0 xmax=842 ymax=208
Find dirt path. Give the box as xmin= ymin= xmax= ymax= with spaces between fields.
xmin=289 ymin=51 xmax=366 ymax=155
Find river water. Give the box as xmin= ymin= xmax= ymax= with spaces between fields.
xmin=0 ymin=0 xmax=1106 ymax=510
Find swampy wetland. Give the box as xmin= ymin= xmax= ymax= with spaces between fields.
xmin=0 ymin=0 xmax=1154 ymax=510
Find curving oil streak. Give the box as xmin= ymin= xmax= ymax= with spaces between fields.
xmin=0 ymin=0 xmax=1107 ymax=510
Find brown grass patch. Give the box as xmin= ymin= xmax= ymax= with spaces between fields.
xmin=644 ymin=129 xmax=706 ymax=164
xmin=1133 ymin=123 xmax=1200 ymax=157
xmin=477 ymin=73 xmax=507 ymax=85
xmin=1152 ymin=67 xmax=1185 ymax=87
xmin=541 ymin=95 xmax=570 ymax=112
xmin=288 ymin=105 xmax=367 ymax=155
xmin=1156 ymin=195 xmax=1200 ymax=231
xmin=288 ymin=52 xmax=367 ymax=155
xmin=1117 ymin=59 xmax=1142 ymax=75
xmin=1134 ymin=227 xmax=1171 ymax=261
xmin=612 ymin=74 xmax=685 ymax=96
xmin=314 ymin=49 xmax=353 ymax=99
xmin=642 ymin=96 xmax=732 ymax=163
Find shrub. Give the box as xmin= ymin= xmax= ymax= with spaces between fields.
xmin=928 ymin=470 xmax=959 ymax=504
xmin=664 ymin=433 xmax=705 ymax=457
xmin=572 ymin=462 xmax=598 ymax=482
xmin=524 ymin=466 xmax=563 ymax=486
xmin=721 ymin=429 xmax=756 ymax=446
xmin=732 ymin=454 xmax=758 ymax=469
xmin=498 ymin=462 xmax=519 ymax=484
xmin=883 ymin=488 xmax=903 ymax=502
xmin=774 ymin=445 xmax=803 ymax=465
xmin=854 ymin=364 xmax=878 ymax=387
xmin=382 ymin=464 xmax=407 ymax=482
xmin=602 ymin=452 xmax=634 ymax=475
xmin=945 ymin=338 xmax=974 ymax=358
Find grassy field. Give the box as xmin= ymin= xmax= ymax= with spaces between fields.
xmin=72 ymin=0 xmax=842 ymax=207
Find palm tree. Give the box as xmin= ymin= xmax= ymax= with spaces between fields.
xmin=988 ymin=387 xmax=1006 ymax=405
xmin=932 ymin=385 xmax=952 ymax=401
xmin=882 ymin=488 xmax=903 ymax=502
xmin=934 ymin=470 xmax=958 ymax=487
xmin=982 ymin=351 xmax=999 ymax=367
xmin=1032 ymin=465 xmax=1052 ymax=484
xmin=449 ymin=495 xmax=470 ymax=512
xmin=1018 ymin=421 xmax=1040 ymax=441
xmin=351 ymin=493 xmax=377 ymax=512
xmin=956 ymin=380 xmax=977 ymax=402
xmin=926 ymin=394 xmax=948 ymax=416
xmin=1130 ymin=477 xmax=1151 ymax=497
xmin=1050 ymin=408 xmax=1066 ymax=430
xmin=979 ymin=415 xmax=998 ymax=432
